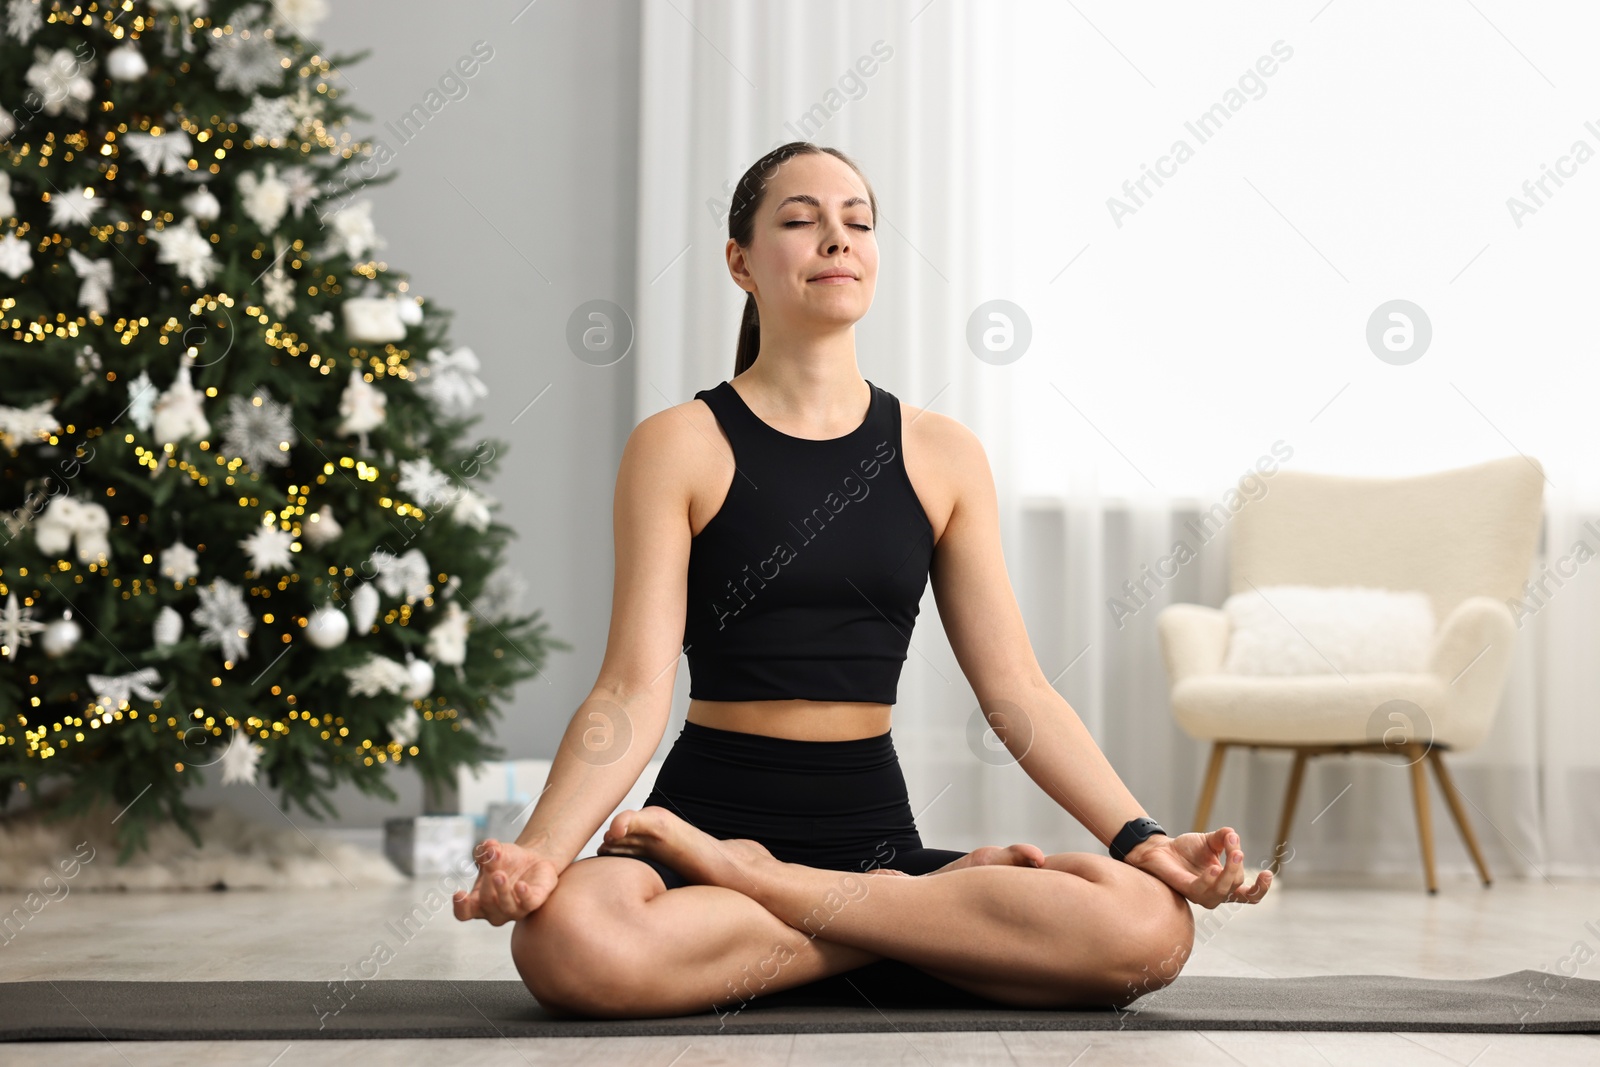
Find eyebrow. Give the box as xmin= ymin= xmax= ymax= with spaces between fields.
xmin=774 ymin=194 xmax=870 ymax=212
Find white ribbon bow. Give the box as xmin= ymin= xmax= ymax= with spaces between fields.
xmin=86 ymin=667 xmax=166 ymax=709
xmin=67 ymin=249 xmax=112 ymax=315
xmin=33 ymin=496 xmax=112 ymax=564
xmin=122 ymin=130 xmax=193 ymax=176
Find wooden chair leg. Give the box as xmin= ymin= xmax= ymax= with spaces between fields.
xmin=1271 ymin=749 xmax=1309 ymax=875
xmin=1427 ymin=748 xmax=1492 ymax=887
xmin=1192 ymin=742 xmax=1229 ymax=834
xmin=1407 ymin=743 xmax=1438 ymax=893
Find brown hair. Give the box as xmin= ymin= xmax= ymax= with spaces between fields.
xmin=727 ymin=142 xmax=878 ymax=376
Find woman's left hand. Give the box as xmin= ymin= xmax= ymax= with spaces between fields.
xmin=1123 ymin=827 xmax=1272 ymax=909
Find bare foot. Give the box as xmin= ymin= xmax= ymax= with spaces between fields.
xmin=596 ymin=805 xmax=777 ymax=890
xmin=926 ymin=843 xmax=1048 ymax=875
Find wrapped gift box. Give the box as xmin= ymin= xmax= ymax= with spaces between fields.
xmin=455 ymin=758 xmax=663 ymax=860
xmin=384 ymin=814 xmax=476 ymax=878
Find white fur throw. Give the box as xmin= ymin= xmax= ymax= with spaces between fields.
xmin=1221 ymin=584 xmax=1436 ymax=676
xmin=0 ymin=801 xmax=405 ymax=892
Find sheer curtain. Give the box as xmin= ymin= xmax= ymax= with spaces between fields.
xmin=634 ymin=1 xmax=1600 ymax=879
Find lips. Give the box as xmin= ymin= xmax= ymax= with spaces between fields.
xmin=809 ymin=268 xmax=857 ymax=282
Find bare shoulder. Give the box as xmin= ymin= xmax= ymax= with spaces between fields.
xmin=619 ymin=396 xmax=732 ymax=537
xmin=897 ymin=397 xmax=992 ymax=546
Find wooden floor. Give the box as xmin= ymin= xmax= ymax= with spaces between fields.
xmin=3 ymin=867 xmax=1597 ymax=1065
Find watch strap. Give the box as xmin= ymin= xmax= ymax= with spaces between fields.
xmin=1109 ymin=816 xmax=1167 ymax=862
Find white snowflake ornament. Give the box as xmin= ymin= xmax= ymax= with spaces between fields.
xmin=239 ymin=162 xmax=290 ymax=232
xmin=371 ymin=548 xmax=430 ymax=603
xmin=452 ymin=488 xmax=494 ymax=532
xmin=159 ymin=540 xmax=200 ymax=586
xmin=281 ymin=164 xmax=319 ymax=219
xmin=220 ymin=389 xmax=293 ymax=468
xmin=151 ymin=217 xmax=216 ymax=287
xmin=345 ymin=655 xmax=411 ymax=697
xmin=319 ymin=199 xmax=381 ymax=260
xmin=414 ymin=346 xmax=488 ymax=419
xmin=241 ymin=94 xmax=296 ymax=143
xmin=219 ymin=727 xmax=263 ymax=786
xmin=49 ymin=186 xmax=100 ymax=228
xmin=193 ymin=578 xmax=254 ymax=661
xmin=125 ymin=371 xmax=158 ymax=428
xmin=397 ymin=458 xmax=452 ymax=509
xmin=206 ymin=29 xmax=287 ymax=93
xmin=239 ymin=524 xmax=295 ymax=573
xmin=0 ymin=172 xmax=15 ymax=218
xmin=0 ymin=592 xmax=47 ymax=660
xmin=0 ymin=233 xmax=33 ymax=280
xmin=5 ymin=0 xmax=43 ymax=43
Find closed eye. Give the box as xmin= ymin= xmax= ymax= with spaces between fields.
xmin=785 ymin=221 xmax=873 ymax=230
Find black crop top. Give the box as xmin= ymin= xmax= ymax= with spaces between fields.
xmin=682 ymin=378 xmax=935 ymax=704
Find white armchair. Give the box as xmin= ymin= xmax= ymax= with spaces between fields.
xmin=1156 ymin=456 xmax=1545 ymax=892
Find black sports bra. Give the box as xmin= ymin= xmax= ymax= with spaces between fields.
xmin=681 ymin=378 xmax=935 ymax=704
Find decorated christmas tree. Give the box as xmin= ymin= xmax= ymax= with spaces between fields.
xmin=0 ymin=0 xmax=564 ymax=859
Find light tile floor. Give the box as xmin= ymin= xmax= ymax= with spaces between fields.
xmin=3 ymin=868 xmax=1598 ymax=1065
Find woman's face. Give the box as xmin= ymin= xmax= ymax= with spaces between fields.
xmin=728 ymin=152 xmax=878 ymax=332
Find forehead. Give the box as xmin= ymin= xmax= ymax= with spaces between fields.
xmin=765 ymin=153 xmax=869 ymax=208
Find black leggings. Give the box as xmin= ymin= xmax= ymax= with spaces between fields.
xmin=598 ymin=719 xmax=1010 ymax=1008
xmin=625 ymin=719 xmax=966 ymax=888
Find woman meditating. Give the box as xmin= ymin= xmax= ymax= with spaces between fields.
xmin=452 ymin=142 xmax=1271 ymax=1018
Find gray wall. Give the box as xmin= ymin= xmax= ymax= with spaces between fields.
xmin=187 ymin=0 xmax=641 ymax=828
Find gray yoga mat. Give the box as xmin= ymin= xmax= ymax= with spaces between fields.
xmin=2 ymin=969 xmax=1596 ymax=1040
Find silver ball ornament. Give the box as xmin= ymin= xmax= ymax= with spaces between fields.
xmin=305 ymin=605 xmax=350 ymax=649
xmin=42 ymin=611 xmax=82 ymax=658
xmin=402 ymin=657 xmax=434 ymax=701
xmin=107 ymin=43 xmax=148 ymax=82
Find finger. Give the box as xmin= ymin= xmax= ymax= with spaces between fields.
xmin=452 ymin=889 xmax=480 ymax=922
xmin=473 ymin=839 xmax=498 ymax=869
xmin=1208 ymin=835 xmax=1245 ymax=898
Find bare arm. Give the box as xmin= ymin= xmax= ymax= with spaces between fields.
xmin=925 ymin=417 xmax=1149 ymax=848
xmin=926 ymin=419 xmax=1269 ymax=908
xmin=512 ymin=409 xmax=696 ymax=868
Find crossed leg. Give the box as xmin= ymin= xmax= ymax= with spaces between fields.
xmin=513 ymin=806 xmax=1195 ymax=1018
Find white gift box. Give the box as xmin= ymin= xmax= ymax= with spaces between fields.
xmin=384 ymin=814 xmax=475 ymax=878
xmin=341 ymin=297 xmax=407 ymax=343
xmin=455 ymin=758 xmax=662 ymax=862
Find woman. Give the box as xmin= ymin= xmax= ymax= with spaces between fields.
xmin=453 ymin=142 xmax=1271 ymax=1018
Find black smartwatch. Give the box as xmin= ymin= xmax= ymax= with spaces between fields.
xmin=1109 ymin=816 xmax=1167 ymax=862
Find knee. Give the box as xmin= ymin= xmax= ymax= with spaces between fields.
xmin=511 ymin=884 xmax=641 ymax=1016
xmin=1118 ymin=877 xmax=1195 ymax=1000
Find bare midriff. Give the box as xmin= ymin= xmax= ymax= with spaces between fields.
xmin=687 ymin=698 xmax=892 ymax=741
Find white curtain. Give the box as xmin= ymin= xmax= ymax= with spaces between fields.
xmin=634 ymin=1 xmax=1600 ymax=879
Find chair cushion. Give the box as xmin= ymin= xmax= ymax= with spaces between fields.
xmin=1221 ymin=584 xmax=1435 ymax=676
xmin=1171 ymin=671 xmax=1449 ymax=745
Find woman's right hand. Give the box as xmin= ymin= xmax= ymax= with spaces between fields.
xmin=452 ymin=838 xmax=563 ymax=925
